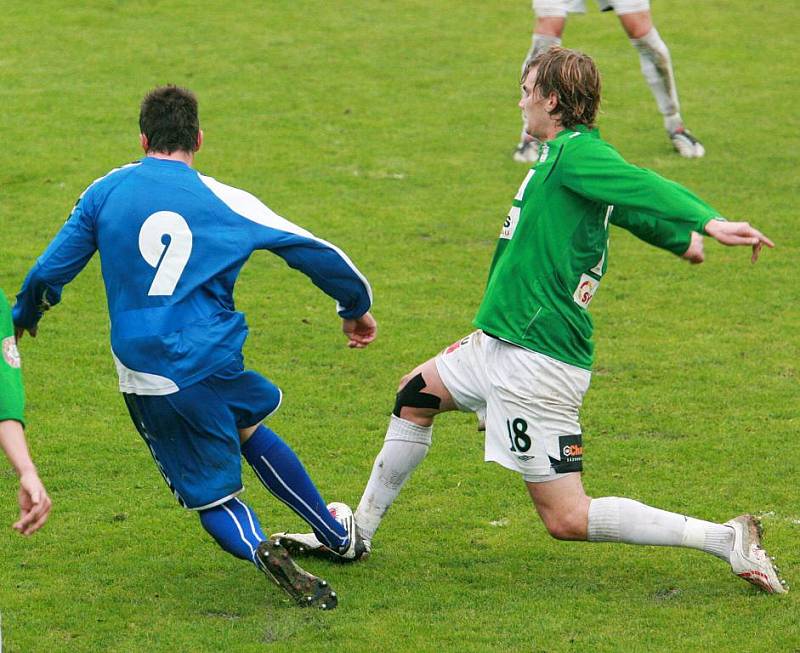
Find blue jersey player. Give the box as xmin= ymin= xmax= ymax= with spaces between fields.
xmin=13 ymin=85 xmax=377 ymax=610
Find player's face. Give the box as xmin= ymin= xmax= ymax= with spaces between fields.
xmin=519 ymin=68 xmax=556 ymax=141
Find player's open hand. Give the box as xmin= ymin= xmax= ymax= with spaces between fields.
xmin=704 ymin=219 xmax=775 ymax=263
xmin=343 ymin=312 xmax=377 ymax=349
xmin=681 ymin=231 xmax=705 ymax=264
xmin=14 ymin=470 xmax=51 ymax=536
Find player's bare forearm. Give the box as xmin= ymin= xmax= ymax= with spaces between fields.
xmin=0 ymin=419 xmax=35 ymax=476
xmin=0 ymin=420 xmax=52 ymax=535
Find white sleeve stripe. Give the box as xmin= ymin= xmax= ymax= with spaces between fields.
xmin=77 ymin=161 xmax=142 ymax=203
xmin=198 ymin=173 xmax=372 ymax=308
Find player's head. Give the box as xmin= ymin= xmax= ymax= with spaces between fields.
xmin=139 ymin=85 xmax=201 ymax=154
xmin=521 ymin=47 xmax=601 ymax=131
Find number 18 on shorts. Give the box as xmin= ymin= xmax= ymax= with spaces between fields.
xmin=435 ymin=331 xmax=590 ymax=483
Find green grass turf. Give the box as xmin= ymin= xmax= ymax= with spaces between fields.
xmin=1 ymin=0 xmax=798 ymax=651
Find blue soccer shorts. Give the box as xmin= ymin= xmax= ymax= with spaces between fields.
xmin=122 ymin=355 xmax=282 ymax=510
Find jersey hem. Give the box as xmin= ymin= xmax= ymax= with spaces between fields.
xmin=472 ymin=322 xmax=593 ymax=371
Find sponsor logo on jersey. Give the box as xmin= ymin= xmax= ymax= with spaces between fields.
xmin=444 ymin=334 xmax=472 ymax=355
xmin=501 ymin=206 xmax=520 ymax=240
xmin=517 ymin=454 xmax=535 ymax=462
xmin=572 ymin=274 xmax=599 ymax=309
xmin=548 ymin=434 xmax=583 ymax=473
xmin=2 ymin=337 xmax=21 ymax=368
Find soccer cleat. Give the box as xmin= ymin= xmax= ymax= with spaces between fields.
xmin=513 ymin=140 xmax=538 ymax=163
xmin=272 ymin=502 xmax=370 ymax=563
xmin=255 ymin=537 xmax=338 ymax=609
xmin=725 ymin=514 xmax=788 ymax=594
xmin=669 ymin=126 xmax=705 ymax=158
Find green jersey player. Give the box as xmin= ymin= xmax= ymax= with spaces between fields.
xmin=0 ymin=289 xmax=51 ymax=536
xmin=278 ymin=48 xmax=785 ymax=594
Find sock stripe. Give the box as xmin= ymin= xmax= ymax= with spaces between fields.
xmin=221 ymin=502 xmax=258 ymax=563
xmin=256 ymin=455 xmax=347 ymax=547
xmin=234 ymin=497 xmax=264 ymax=545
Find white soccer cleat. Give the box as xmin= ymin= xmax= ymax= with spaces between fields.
xmin=327 ymin=501 xmax=369 ymax=561
xmin=726 ymin=514 xmax=788 ymax=594
xmin=669 ymin=126 xmax=705 ymax=158
xmin=271 ymin=502 xmax=369 ymax=563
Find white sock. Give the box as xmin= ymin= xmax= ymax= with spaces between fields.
xmin=588 ymin=497 xmax=734 ymax=561
xmin=354 ymin=415 xmax=432 ymax=543
xmin=519 ymin=33 xmax=562 ymax=142
xmin=629 ymin=27 xmax=682 ymax=130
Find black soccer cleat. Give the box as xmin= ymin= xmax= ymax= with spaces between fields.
xmin=256 ymin=538 xmax=338 ymax=609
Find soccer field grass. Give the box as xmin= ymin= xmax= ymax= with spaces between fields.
xmin=1 ymin=1 xmax=798 ymax=651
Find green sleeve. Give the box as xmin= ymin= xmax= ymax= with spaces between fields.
xmin=0 ymin=290 xmax=25 ymax=426
xmin=610 ymin=206 xmax=695 ymax=256
xmin=561 ymin=138 xmax=719 ymax=233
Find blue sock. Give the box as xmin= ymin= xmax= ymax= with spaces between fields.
xmin=241 ymin=424 xmax=349 ymax=552
xmin=199 ymin=497 xmax=266 ymax=564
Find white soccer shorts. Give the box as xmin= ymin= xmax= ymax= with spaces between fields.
xmin=435 ymin=331 xmax=591 ymax=482
xmin=533 ymin=0 xmax=650 ymax=18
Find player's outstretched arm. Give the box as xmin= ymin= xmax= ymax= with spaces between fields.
xmin=343 ymin=311 xmax=377 ymax=349
xmin=704 ymin=220 xmax=775 ymax=263
xmin=0 ymin=419 xmax=51 ymax=536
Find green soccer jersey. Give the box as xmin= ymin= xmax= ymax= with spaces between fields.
xmin=0 ymin=289 xmax=25 ymax=425
xmin=473 ymin=125 xmax=719 ymax=370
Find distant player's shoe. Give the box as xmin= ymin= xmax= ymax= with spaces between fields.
xmin=256 ymin=537 xmax=338 ymax=609
xmin=272 ymin=501 xmax=370 ymax=563
xmin=513 ymin=140 xmax=538 ymax=163
xmin=725 ymin=514 xmax=788 ymax=594
xmin=669 ymin=126 xmax=705 ymax=158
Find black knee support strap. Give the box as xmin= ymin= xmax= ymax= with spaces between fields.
xmin=392 ymin=373 xmax=441 ymax=417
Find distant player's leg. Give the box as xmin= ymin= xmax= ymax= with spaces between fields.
xmin=515 ymin=1 xmax=568 ymax=162
xmin=527 ymin=474 xmax=787 ymax=593
xmin=616 ymin=5 xmax=705 ymax=157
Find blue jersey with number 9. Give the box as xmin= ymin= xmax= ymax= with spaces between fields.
xmin=13 ymin=157 xmax=372 ymax=395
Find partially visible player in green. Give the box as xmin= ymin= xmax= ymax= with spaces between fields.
xmin=0 ymin=289 xmax=51 ymax=536
xmin=278 ymin=48 xmax=787 ymax=595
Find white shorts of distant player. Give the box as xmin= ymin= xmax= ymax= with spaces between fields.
xmin=533 ymin=0 xmax=650 ymax=17
xmin=435 ymin=330 xmax=591 ymax=482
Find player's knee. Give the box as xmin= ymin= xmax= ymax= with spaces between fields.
xmin=619 ymin=11 xmax=653 ymax=39
xmin=393 ymin=371 xmax=442 ymax=419
xmin=540 ymin=506 xmax=588 ymax=541
xmin=539 ymin=504 xmax=588 ymax=540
